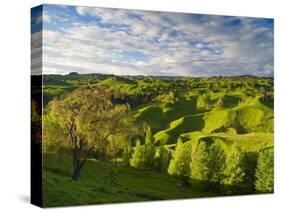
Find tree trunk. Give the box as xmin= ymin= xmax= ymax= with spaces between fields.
xmin=71 ymin=144 xmax=89 ymax=181
xmin=72 ymin=146 xmax=81 ymax=181
xmin=72 ymin=165 xmax=81 ymax=181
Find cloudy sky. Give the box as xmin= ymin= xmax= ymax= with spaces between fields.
xmin=31 ymin=4 xmax=274 ymax=76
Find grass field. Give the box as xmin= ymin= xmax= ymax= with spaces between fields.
xmin=39 ymin=74 xmax=274 ymax=207
xmin=134 ymin=93 xmax=273 ymax=148
xmin=43 ymin=154 xmax=214 ymax=207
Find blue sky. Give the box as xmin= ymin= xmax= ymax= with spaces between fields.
xmin=31 ymin=4 xmax=274 ymax=76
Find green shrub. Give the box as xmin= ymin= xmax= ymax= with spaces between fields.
xmin=190 ymin=142 xmax=210 ymax=190
xmin=208 ymin=142 xmax=226 ymax=190
xmin=242 ymin=152 xmax=258 ymax=193
xmin=130 ymin=126 xmax=155 ymax=169
xmin=222 ymin=144 xmax=246 ymax=194
xmin=143 ymin=125 xmax=156 ymax=167
xmin=168 ymin=137 xmax=191 ymax=177
xmin=255 ymin=148 xmax=274 ymax=193
xmin=154 ymin=146 xmax=171 ymax=173
xmin=130 ymin=139 xmax=146 ymax=168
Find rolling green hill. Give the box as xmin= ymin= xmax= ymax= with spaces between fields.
xmin=40 ymin=73 xmax=273 ymax=153
xmin=39 ymin=73 xmax=274 ymax=206
xmin=133 ymin=90 xmax=273 ymax=151
xmin=43 ymin=154 xmax=214 ymax=207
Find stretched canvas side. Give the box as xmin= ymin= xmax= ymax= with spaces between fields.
xmin=31 ymin=5 xmax=43 ymax=208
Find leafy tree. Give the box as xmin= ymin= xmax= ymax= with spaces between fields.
xmin=190 ymin=142 xmax=210 ymax=190
xmin=168 ymin=137 xmax=191 ymax=177
xmin=255 ymin=148 xmax=274 ymax=193
xmin=154 ymin=146 xmax=171 ymax=173
xmin=130 ymin=126 xmax=155 ymax=169
xmin=208 ymin=142 xmax=226 ymax=190
xmin=68 ymin=72 xmax=79 ymax=76
xmin=144 ymin=125 xmax=156 ymax=167
xmin=130 ymin=139 xmax=145 ymax=168
xmin=243 ymin=152 xmax=258 ymax=193
xmin=43 ymin=114 xmax=67 ymax=154
xmin=45 ymin=88 xmax=131 ymax=180
xmin=222 ymin=144 xmax=246 ymax=194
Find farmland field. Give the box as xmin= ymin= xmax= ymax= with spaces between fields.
xmin=32 ymin=74 xmax=274 ymax=207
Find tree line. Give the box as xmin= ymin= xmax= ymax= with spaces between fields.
xmin=126 ymin=127 xmax=273 ymax=194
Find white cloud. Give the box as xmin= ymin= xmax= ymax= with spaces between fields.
xmin=40 ymin=6 xmax=273 ymax=77
xmin=43 ymin=12 xmax=51 ymax=23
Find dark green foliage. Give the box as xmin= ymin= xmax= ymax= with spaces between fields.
xmin=144 ymin=125 xmax=156 ymax=167
xmin=190 ymin=142 xmax=210 ymax=190
xmin=255 ymin=148 xmax=274 ymax=193
xmin=243 ymin=152 xmax=258 ymax=193
xmin=154 ymin=146 xmax=171 ymax=173
xmin=168 ymin=137 xmax=191 ymax=177
xmin=130 ymin=126 xmax=156 ymax=169
xmin=222 ymin=144 xmax=246 ymax=194
xmin=208 ymin=142 xmax=226 ymax=190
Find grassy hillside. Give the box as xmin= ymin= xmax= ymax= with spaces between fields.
xmin=134 ymin=94 xmax=273 ymax=148
xmin=43 ymin=154 xmax=214 ymax=207
xmin=39 ymin=74 xmax=274 ymax=206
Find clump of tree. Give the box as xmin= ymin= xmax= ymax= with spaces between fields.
xmin=190 ymin=142 xmax=210 ymax=190
xmin=45 ymin=88 xmax=134 ymax=180
xmin=222 ymin=144 xmax=246 ymax=194
xmin=207 ymin=141 xmax=226 ymax=191
xmin=188 ymin=140 xmax=227 ymax=191
xmin=255 ymin=148 xmax=274 ymax=193
xmin=130 ymin=126 xmax=155 ymax=169
xmin=164 ymin=138 xmax=269 ymax=194
xmin=168 ymin=137 xmax=191 ymax=178
xmin=154 ymin=146 xmax=171 ymax=173
xmin=242 ymin=152 xmax=258 ymax=193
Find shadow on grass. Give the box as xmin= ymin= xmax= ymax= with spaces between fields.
xmin=44 ymin=167 xmax=71 ymax=177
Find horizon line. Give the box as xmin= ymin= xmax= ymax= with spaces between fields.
xmin=31 ymin=72 xmax=274 ymax=78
